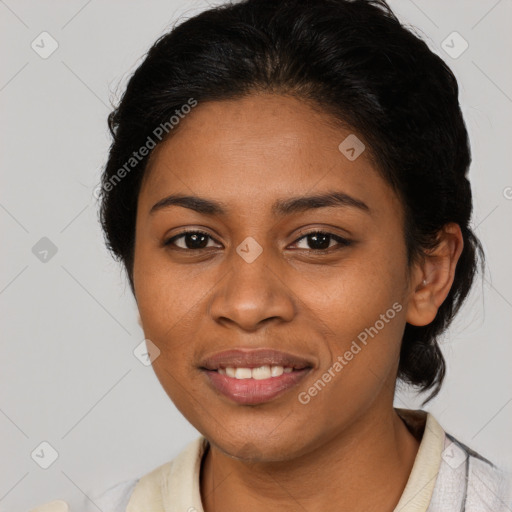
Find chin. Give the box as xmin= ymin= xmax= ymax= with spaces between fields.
xmin=207 ymin=427 xmax=312 ymax=463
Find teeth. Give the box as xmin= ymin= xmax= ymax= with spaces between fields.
xmin=220 ymin=365 xmax=295 ymax=379
xmin=271 ymin=365 xmax=283 ymax=377
xmin=251 ymin=365 xmax=271 ymax=380
xmin=234 ymin=367 xmax=252 ymax=379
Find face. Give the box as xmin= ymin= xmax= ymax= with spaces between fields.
xmin=133 ymin=93 xmax=415 ymax=461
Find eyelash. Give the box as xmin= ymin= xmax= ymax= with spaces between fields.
xmin=163 ymin=229 xmax=352 ymax=252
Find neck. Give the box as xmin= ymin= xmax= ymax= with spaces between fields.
xmin=200 ymin=405 xmax=421 ymax=512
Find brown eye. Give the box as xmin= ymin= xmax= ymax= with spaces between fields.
xmin=293 ymin=231 xmax=352 ymax=251
xmin=164 ymin=230 xmax=220 ymax=250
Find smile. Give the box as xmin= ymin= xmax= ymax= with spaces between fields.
xmin=218 ymin=365 xmax=293 ymax=379
xmin=202 ymin=366 xmax=311 ymax=405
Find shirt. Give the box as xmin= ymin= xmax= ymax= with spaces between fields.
xmin=34 ymin=408 xmax=512 ymax=511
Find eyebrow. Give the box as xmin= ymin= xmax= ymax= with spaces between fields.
xmin=149 ymin=191 xmax=370 ymax=216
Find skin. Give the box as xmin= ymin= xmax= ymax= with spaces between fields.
xmin=132 ymin=93 xmax=463 ymax=512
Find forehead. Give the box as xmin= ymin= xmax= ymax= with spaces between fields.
xmin=139 ymin=93 xmax=399 ymax=219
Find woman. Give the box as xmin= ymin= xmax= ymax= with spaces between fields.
xmin=37 ymin=0 xmax=512 ymax=510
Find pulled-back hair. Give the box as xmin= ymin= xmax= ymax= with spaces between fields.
xmin=99 ymin=0 xmax=484 ymax=403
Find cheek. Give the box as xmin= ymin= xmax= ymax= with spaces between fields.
xmin=297 ymin=289 xmax=406 ymax=431
xmin=132 ymin=241 xmax=223 ymax=404
xmin=306 ymin=242 xmax=406 ymax=334
xmin=303 ymin=244 xmax=407 ymax=388
xmin=133 ymin=239 xmax=205 ymax=337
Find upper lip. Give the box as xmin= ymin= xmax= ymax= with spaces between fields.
xmin=200 ymin=348 xmax=314 ymax=370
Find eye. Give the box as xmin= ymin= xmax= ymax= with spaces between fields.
xmin=163 ymin=229 xmax=352 ymax=252
xmin=292 ymin=231 xmax=352 ymax=251
xmin=164 ymin=230 xmax=221 ymax=250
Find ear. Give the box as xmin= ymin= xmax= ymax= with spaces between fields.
xmin=406 ymin=223 xmax=464 ymax=327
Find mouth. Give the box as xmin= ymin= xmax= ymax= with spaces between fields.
xmin=199 ymin=348 xmax=314 ymax=405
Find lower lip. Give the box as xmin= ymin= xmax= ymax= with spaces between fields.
xmin=202 ymin=368 xmax=311 ymax=405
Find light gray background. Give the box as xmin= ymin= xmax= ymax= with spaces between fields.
xmin=1 ymin=0 xmax=511 ymax=510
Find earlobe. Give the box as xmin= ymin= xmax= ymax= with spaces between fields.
xmin=405 ymin=223 xmax=464 ymax=327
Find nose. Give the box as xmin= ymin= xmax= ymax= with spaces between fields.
xmin=208 ymin=245 xmax=296 ymax=332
